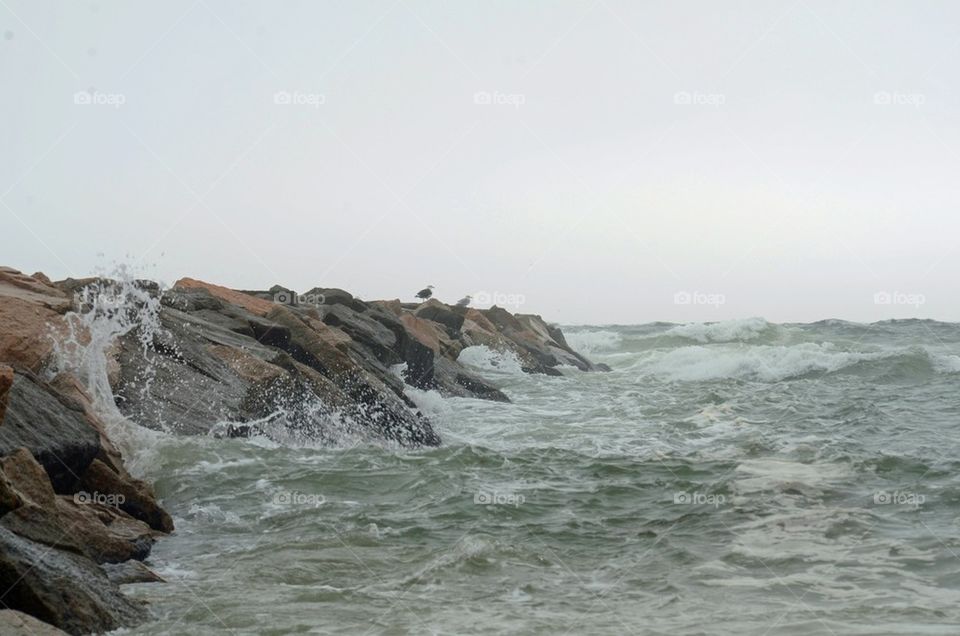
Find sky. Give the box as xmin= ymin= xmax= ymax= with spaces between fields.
xmin=1 ymin=0 xmax=958 ymax=324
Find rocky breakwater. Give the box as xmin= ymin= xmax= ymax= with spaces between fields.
xmin=0 ymin=266 xmax=603 ymax=633
xmin=113 ymin=278 xmax=604 ymax=442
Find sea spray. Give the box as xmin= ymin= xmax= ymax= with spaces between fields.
xmin=45 ymin=268 xmax=169 ymax=472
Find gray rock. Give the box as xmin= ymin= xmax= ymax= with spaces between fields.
xmin=0 ymin=373 xmax=100 ymax=493
xmin=415 ymin=303 xmax=465 ymax=333
xmin=304 ymin=287 xmax=368 ymax=312
xmin=0 ymin=526 xmax=147 ymax=635
xmin=102 ymin=560 xmax=165 ymax=585
xmin=433 ymin=358 xmax=509 ymax=402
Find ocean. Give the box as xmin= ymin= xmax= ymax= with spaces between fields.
xmin=114 ymin=317 xmax=960 ymax=635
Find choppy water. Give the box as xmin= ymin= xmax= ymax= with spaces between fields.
xmin=115 ymin=318 xmax=960 ymax=635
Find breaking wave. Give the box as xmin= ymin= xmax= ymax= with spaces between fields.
xmin=563 ymin=329 xmax=624 ymax=354
xmin=633 ymin=343 xmax=954 ymax=382
xmin=662 ymin=317 xmax=779 ymax=343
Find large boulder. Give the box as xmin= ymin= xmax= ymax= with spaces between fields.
xmin=174 ymin=277 xmax=275 ymax=316
xmin=0 ymin=373 xmax=100 ymax=492
xmin=414 ymin=300 xmax=465 ymax=333
xmin=78 ymin=459 xmax=173 ymax=534
xmin=0 ymin=450 xmax=158 ymax=564
xmin=0 ymin=526 xmax=147 ymax=635
xmin=0 ymin=271 xmax=70 ymax=372
xmin=304 ymin=286 xmax=368 ymax=312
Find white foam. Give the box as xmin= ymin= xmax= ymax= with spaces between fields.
xmin=931 ymin=353 xmax=960 ymax=373
xmin=641 ymin=342 xmax=887 ymax=382
xmin=664 ymin=317 xmax=773 ymax=343
xmin=45 ymin=267 xmax=172 ymax=476
xmin=457 ymin=345 xmax=525 ymax=375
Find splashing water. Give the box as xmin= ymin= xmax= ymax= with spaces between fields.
xmin=45 ymin=267 xmax=167 ymax=470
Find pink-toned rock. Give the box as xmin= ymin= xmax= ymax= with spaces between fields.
xmin=31 ymin=272 xmax=54 ymax=286
xmin=174 ymin=277 xmax=276 ymax=317
xmin=0 ymin=277 xmax=71 ymax=371
xmin=400 ymin=313 xmax=463 ymax=359
xmin=0 ymin=268 xmax=70 ymax=312
xmin=400 ymin=313 xmax=442 ymax=352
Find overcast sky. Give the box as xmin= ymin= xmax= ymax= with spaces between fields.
xmin=1 ymin=1 xmax=958 ymax=324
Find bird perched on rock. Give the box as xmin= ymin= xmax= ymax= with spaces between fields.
xmin=455 ymin=295 xmax=472 ymax=307
xmin=416 ymin=285 xmax=435 ymax=300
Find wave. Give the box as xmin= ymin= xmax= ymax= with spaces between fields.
xmin=662 ymin=317 xmax=778 ymax=344
xmin=634 ymin=343 xmax=956 ymax=382
xmin=563 ymin=329 xmax=624 ymax=354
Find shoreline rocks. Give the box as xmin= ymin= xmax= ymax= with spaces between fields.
xmin=0 ymin=266 xmax=603 ymax=634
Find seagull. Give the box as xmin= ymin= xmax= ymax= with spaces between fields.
xmin=455 ymin=295 xmax=472 ymax=307
xmin=415 ymin=285 xmax=435 ymax=300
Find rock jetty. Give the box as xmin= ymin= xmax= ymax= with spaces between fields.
xmin=0 ymin=266 xmax=602 ymax=633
